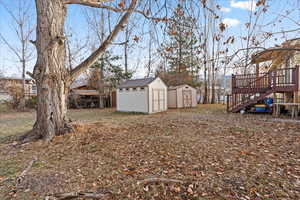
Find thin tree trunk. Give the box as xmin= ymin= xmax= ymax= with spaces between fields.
xmin=21 ymin=59 xmax=26 ymax=110
xmin=98 ymin=67 xmax=104 ymax=108
xmin=98 ymin=8 xmax=105 ymax=109
xmin=20 ymin=23 xmax=26 ymax=110
xmin=124 ymin=26 xmax=129 ymax=75
xmin=202 ymin=2 xmax=208 ymax=104
xmin=147 ymin=25 xmax=152 ymax=77
xmin=211 ymin=36 xmax=216 ymax=104
xmin=203 ymin=64 xmax=208 ymax=104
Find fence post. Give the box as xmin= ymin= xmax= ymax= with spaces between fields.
xmin=226 ymin=95 xmax=229 ymax=112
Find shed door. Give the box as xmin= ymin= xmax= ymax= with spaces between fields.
xmin=182 ymin=90 xmax=192 ymax=108
xmin=152 ymin=89 xmax=165 ymax=112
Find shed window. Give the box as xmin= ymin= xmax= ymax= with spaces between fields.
xmin=140 ymin=87 xmax=145 ymax=90
xmin=126 ymin=88 xmax=129 ymax=91
xmin=133 ymin=88 xmax=137 ymax=91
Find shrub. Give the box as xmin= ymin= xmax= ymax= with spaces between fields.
xmin=4 ymin=81 xmax=23 ymax=109
xmin=26 ymin=96 xmax=37 ymax=109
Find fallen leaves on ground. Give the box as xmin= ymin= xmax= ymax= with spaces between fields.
xmin=0 ymin=106 xmax=299 ymax=199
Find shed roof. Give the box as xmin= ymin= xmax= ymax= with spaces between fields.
xmin=118 ymin=77 xmax=156 ymax=89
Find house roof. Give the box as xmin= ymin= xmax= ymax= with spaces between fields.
xmin=71 ymin=89 xmax=99 ymax=96
xmin=70 ymin=79 xmax=89 ymax=89
xmin=70 ymin=79 xmax=112 ymax=90
xmin=251 ymin=38 xmax=300 ymax=64
xmin=0 ymin=77 xmax=32 ymax=81
xmin=118 ymin=77 xmax=156 ymax=89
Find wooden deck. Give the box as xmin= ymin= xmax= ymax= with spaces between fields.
xmin=227 ymin=66 xmax=299 ymax=113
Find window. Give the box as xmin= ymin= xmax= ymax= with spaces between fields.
xmin=31 ymin=85 xmax=37 ymax=94
xmin=119 ymin=88 xmax=123 ymax=92
xmin=140 ymin=87 xmax=145 ymax=90
xmin=133 ymin=88 xmax=137 ymax=91
xmin=126 ymin=88 xmax=129 ymax=91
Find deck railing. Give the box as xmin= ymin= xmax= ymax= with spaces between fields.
xmin=232 ymin=66 xmax=299 ymax=94
xmin=228 ymin=66 xmax=299 ymax=112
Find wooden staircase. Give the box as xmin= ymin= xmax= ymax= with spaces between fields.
xmin=227 ymin=66 xmax=299 ymax=113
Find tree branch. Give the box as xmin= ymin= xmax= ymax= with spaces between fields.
xmin=45 ymin=191 xmax=112 ymax=200
xmin=16 ymin=156 xmax=37 ymax=187
xmin=137 ymin=177 xmax=185 ymax=185
xmin=64 ymin=0 xmax=113 ymax=4
xmin=70 ymin=0 xmax=138 ymax=81
xmin=64 ymin=0 xmax=159 ymax=20
xmin=0 ymin=32 xmax=22 ymax=61
xmin=26 ymin=71 xmax=35 ymax=79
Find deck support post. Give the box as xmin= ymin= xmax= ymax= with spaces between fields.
xmin=272 ymin=92 xmax=277 ymax=116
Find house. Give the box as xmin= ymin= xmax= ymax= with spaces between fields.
xmin=227 ymin=38 xmax=300 ymax=117
xmin=0 ymin=77 xmax=36 ymax=101
xmin=168 ymin=84 xmax=197 ymax=108
xmin=117 ymin=77 xmax=168 ymax=114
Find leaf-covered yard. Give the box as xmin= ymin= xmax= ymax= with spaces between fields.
xmin=0 ymin=105 xmax=299 ymax=199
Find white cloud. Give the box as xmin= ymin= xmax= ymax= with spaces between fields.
xmin=230 ymin=0 xmax=256 ymax=11
xmin=222 ymin=18 xmax=240 ymax=27
xmin=220 ymin=7 xmax=231 ymax=13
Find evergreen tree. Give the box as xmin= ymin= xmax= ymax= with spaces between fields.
xmin=90 ymin=51 xmax=132 ymax=89
xmin=160 ymin=4 xmax=199 ymax=73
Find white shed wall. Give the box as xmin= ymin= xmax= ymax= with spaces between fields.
xmin=168 ymin=85 xmax=197 ymax=108
xmin=190 ymin=87 xmax=197 ymax=107
xmin=117 ymin=88 xmax=148 ymax=113
xmin=177 ymin=87 xmax=184 ymax=108
xmin=148 ymin=77 xmax=168 ymax=113
xmin=167 ymin=90 xmax=177 ymax=108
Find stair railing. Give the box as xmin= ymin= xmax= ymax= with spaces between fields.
xmin=228 ymin=66 xmax=299 ymax=112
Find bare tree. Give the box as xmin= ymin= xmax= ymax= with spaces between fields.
xmin=0 ymin=0 xmax=35 ymax=110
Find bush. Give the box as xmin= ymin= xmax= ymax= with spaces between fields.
xmin=0 ymin=102 xmax=10 ymax=113
xmin=4 ymin=81 xmax=23 ymax=109
xmin=26 ymin=96 xmax=37 ymax=109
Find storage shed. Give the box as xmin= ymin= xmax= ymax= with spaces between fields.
xmin=117 ymin=77 xmax=167 ymax=114
xmin=168 ymin=84 xmax=197 ymax=108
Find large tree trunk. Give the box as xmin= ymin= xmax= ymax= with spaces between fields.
xmin=20 ymin=0 xmax=138 ymax=142
xmin=31 ymin=0 xmax=70 ymax=141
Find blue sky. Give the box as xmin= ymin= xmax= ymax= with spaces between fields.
xmin=0 ymin=0 xmax=300 ymax=78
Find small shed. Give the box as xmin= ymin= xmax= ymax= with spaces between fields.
xmin=117 ymin=77 xmax=167 ymax=114
xmin=168 ymin=84 xmax=197 ymax=108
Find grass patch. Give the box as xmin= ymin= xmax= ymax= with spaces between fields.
xmin=0 ymin=103 xmax=10 ymax=113
xmin=0 ymin=160 xmax=20 ymax=178
xmin=196 ymin=104 xmax=227 ymax=114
